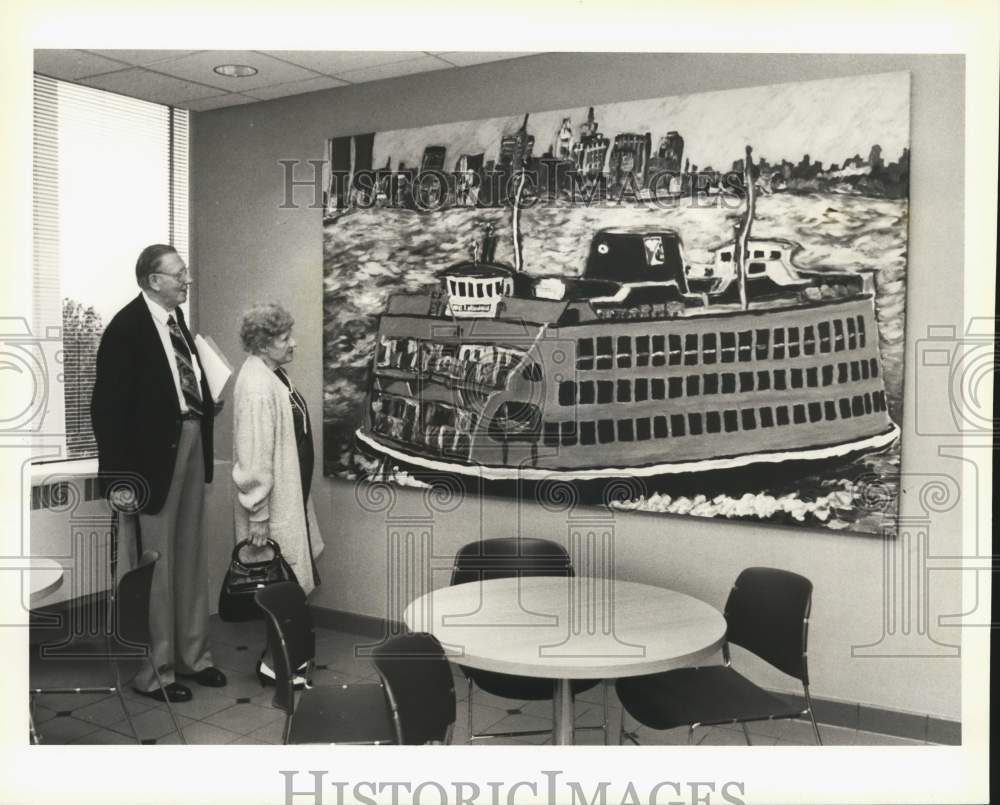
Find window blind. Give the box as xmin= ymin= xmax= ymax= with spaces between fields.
xmin=32 ymin=75 xmax=189 ymax=461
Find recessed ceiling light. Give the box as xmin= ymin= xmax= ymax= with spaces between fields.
xmin=213 ymin=64 xmax=258 ymax=78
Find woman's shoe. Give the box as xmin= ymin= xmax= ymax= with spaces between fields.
xmin=256 ymin=659 xmax=311 ymax=690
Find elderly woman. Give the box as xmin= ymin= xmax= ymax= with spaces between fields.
xmin=233 ymin=303 xmax=324 ymax=686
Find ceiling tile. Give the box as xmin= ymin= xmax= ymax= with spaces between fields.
xmin=263 ymin=51 xmax=425 ymax=76
xmin=34 ymin=49 xmax=131 ymax=80
xmin=180 ymin=94 xmax=259 ymax=112
xmin=150 ymin=51 xmax=321 ymax=92
xmin=78 ymin=68 xmax=223 ymax=105
xmin=335 ymin=55 xmax=451 ymax=84
xmin=86 ymin=49 xmax=200 ymax=66
xmin=435 ymin=52 xmax=534 ymax=67
xmin=244 ymin=76 xmax=349 ymax=101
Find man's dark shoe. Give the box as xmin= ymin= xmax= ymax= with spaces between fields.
xmin=132 ymin=682 xmax=192 ymax=703
xmin=177 ymin=667 xmax=227 ymax=687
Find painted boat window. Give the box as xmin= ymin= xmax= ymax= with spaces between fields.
xmin=856 ymin=315 xmax=867 ymax=348
xmin=860 ymin=360 xmax=870 ymax=380
xmin=755 ymin=329 xmax=769 ymax=360
xmin=739 ymin=371 xmax=754 ymax=392
xmin=825 ymin=401 xmax=838 ymax=421
xmin=847 ymin=316 xmax=858 ymax=350
xmin=668 ymin=334 xmax=683 ymax=365
xmin=635 ymin=336 xmax=651 ymax=367
xmin=617 ymin=336 xmax=632 ymax=368
xmin=724 ymin=410 xmax=739 ymax=432
xmin=850 ymin=361 xmax=861 ymax=382
xmin=864 ymin=393 xmax=873 ymax=414
xmin=671 ymin=414 xmax=687 ymax=437
xmin=668 ymin=377 xmax=683 ymax=398
xmin=770 ymin=250 xmax=782 ymax=259
xmin=774 ymin=369 xmax=787 ymax=390
xmin=684 ymin=334 xmax=699 ymax=365
xmin=703 ymin=374 xmax=719 ymax=395
xmin=807 ymin=367 xmax=819 ymax=387
xmin=721 ymin=373 xmax=736 ymax=394
xmin=757 ymin=370 xmax=771 ymax=391
xmin=686 ymin=375 xmax=700 ymax=396
xmin=833 ymin=319 xmax=845 ymax=351
xmin=720 ymin=331 xmax=736 ymax=363
xmin=787 ymin=326 xmax=801 ymax=358
xmin=618 ymin=380 xmax=632 ymax=402
xmin=803 ymin=326 xmax=816 ymax=356
xmin=776 ymin=406 xmax=790 ymax=426
xmin=741 ymin=409 xmax=757 ymax=430
xmin=561 ymin=421 xmax=577 ymax=446
xmin=702 ymin=332 xmax=717 ymax=364
xmin=720 ymin=251 xmax=732 ymax=262
xmin=636 ymin=418 xmax=651 ymax=440
xmin=651 ymin=335 xmax=666 ymax=366
xmin=737 ymin=331 xmax=752 ymax=361
xmin=579 ymin=381 xmax=595 ymax=405
xmin=759 ymin=407 xmax=774 ymax=428
xmin=580 ymin=421 xmax=596 ymax=445
xmin=596 ymin=337 xmax=614 ymax=370
xmin=597 ymin=381 xmax=613 ymax=404
xmin=617 ymin=420 xmax=634 ymax=442
xmin=773 ymin=328 xmax=786 ymax=359
xmin=577 ymin=339 xmax=594 ymax=370
xmin=748 ymin=262 xmax=767 ymax=275
xmin=654 ymin=416 xmax=668 ymax=438
xmin=818 ymin=321 xmax=831 ymax=352
xmin=822 ymin=365 xmax=834 ymax=386
xmin=651 ymin=378 xmax=665 ymax=399
xmin=808 ymin=402 xmax=823 ymax=423
xmin=793 ymin=404 xmax=807 ymax=424
xmin=559 ymin=381 xmax=576 ymax=406
xmin=839 ymin=398 xmax=852 ymax=418
xmin=598 ymin=419 xmax=615 ymax=443
xmin=870 ymin=358 xmax=879 ymax=377
xmin=753 ymin=250 xmax=765 ymax=258
xmin=852 ymin=396 xmax=865 ymax=416
xmin=706 ymin=411 xmax=722 ymax=433
xmin=634 ymin=378 xmax=649 ymax=401
xmin=687 ymin=412 xmax=703 ymax=436
xmin=837 ymin=362 xmax=849 ymax=383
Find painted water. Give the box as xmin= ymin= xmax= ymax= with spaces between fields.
xmin=323 ymin=192 xmax=906 ymax=536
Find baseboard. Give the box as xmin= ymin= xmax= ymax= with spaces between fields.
xmin=309 ymin=605 xmax=962 ymax=746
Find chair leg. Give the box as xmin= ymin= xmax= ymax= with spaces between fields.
xmin=688 ymin=725 xmax=698 ymax=745
xmin=601 ymin=682 xmax=609 ymax=746
xmin=111 ymin=660 xmax=140 ymax=743
xmin=29 ymin=696 xmax=41 ymax=745
xmin=808 ymin=711 xmax=823 ymax=746
xmin=740 ymin=722 xmax=753 ymax=746
xmin=466 ymin=678 xmax=474 ymax=743
xmin=150 ymin=662 xmax=187 ymax=745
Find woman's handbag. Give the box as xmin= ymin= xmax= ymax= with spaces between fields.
xmin=218 ymin=539 xmax=299 ymax=622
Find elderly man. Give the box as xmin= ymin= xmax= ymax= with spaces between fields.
xmin=91 ymin=244 xmax=226 ymax=702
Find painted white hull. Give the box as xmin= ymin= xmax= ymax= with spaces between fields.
xmin=355 ymin=423 xmax=900 ymax=482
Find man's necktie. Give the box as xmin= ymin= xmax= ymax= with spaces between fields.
xmin=167 ymin=314 xmax=203 ymax=416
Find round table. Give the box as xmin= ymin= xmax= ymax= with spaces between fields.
xmin=403 ymin=576 xmax=727 ymax=744
xmin=28 ymin=557 xmax=65 ymax=604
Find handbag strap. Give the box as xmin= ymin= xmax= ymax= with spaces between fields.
xmin=232 ymin=538 xmax=283 ymax=565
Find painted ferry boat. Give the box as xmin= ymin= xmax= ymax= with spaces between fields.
xmin=354 ymin=157 xmax=899 ymax=482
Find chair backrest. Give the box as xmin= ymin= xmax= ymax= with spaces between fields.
xmin=114 ymin=550 xmax=160 ymax=646
xmin=450 ymin=538 xmax=573 ymax=586
xmin=255 ymin=582 xmax=316 ymax=713
xmin=372 ymin=633 xmax=455 ymax=745
xmin=724 ymin=567 xmax=813 ymax=683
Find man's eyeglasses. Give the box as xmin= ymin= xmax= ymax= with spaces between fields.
xmin=152 ymin=270 xmax=193 ymax=285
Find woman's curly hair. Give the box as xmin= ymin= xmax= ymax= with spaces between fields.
xmin=239 ymin=303 xmax=294 ymax=354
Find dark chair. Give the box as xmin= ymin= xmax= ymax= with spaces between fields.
xmin=255 ymin=582 xmax=396 ymax=745
xmin=372 ymin=632 xmax=456 ymax=744
xmin=616 ymin=567 xmax=823 ymax=746
xmin=450 ymin=537 xmax=608 ymax=743
xmin=30 ymin=550 xmax=187 ymax=745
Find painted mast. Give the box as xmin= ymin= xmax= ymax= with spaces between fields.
xmin=510 ymin=114 xmax=531 ymax=273
xmin=735 ymin=145 xmax=756 ymax=311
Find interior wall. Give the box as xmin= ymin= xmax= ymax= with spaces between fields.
xmin=190 ymin=52 xmax=965 ymax=719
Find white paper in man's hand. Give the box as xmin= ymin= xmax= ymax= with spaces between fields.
xmin=195 ymin=334 xmax=233 ymax=401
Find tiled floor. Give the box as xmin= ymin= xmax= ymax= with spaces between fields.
xmin=29 ymin=615 xmax=935 ymax=747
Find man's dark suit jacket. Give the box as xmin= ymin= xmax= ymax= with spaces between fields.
xmin=91 ymin=294 xmax=215 ymax=514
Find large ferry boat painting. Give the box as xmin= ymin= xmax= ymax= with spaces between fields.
xmin=323 ymin=72 xmax=910 ymax=535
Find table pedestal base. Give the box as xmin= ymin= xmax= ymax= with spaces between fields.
xmin=552 ymin=679 xmax=574 ymax=745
